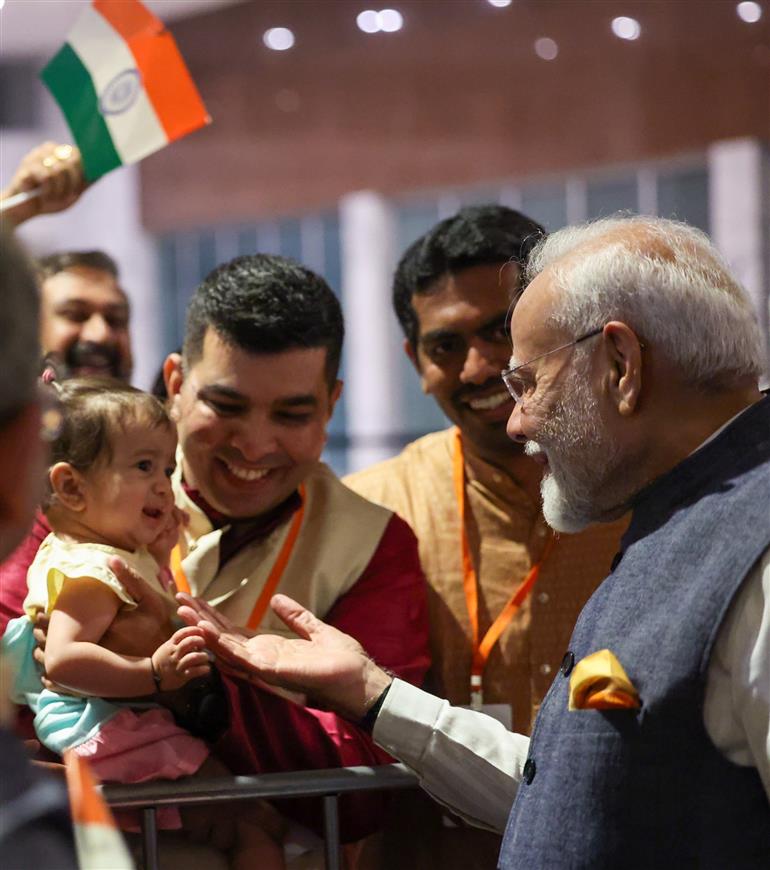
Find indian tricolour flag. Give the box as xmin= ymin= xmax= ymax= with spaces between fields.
xmin=42 ymin=0 xmax=210 ymax=182
xmin=63 ymin=751 xmax=134 ymax=870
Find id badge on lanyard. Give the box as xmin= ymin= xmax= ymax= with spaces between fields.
xmin=453 ymin=430 xmax=553 ymax=718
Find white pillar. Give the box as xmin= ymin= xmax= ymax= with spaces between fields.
xmin=708 ymin=138 xmax=770 ymax=383
xmin=339 ymin=190 xmax=404 ymax=472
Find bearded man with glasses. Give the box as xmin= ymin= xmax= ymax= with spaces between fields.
xmin=183 ymin=214 xmax=770 ymax=869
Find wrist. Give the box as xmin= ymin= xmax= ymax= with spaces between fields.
xmin=344 ymin=661 xmax=393 ymax=721
xmin=358 ymin=681 xmax=392 ymax=734
xmin=149 ymin=654 xmax=163 ymax=693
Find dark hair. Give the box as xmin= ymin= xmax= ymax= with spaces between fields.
xmin=393 ymin=205 xmax=546 ymax=348
xmin=44 ymin=377 xmax=171 ymax=508
xmin=183 ymin=254 xmax=344 ymax=387
xmin=35 ymin=250 xmax=120 ymax=282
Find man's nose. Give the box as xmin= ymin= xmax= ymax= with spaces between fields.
xmin=80 ymin=312 xmax=113 ymax=344
xmin=230 ymin=418 xmax=278 ymax=462
xmin=459 ymin=342 xmax=505 ymax=386
xmin=506 ymin=400 xmax=527 ymax=443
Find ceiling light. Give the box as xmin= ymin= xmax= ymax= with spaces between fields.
xmin=736 ymin=1 xmax=763 ymax=22
xmin=534 ymin=37 xmax=558 ymax=61
xmin=357 ymin=8 xmax=404 ymax=33
xmin=263 ymin=27 xmax=295 ymax=51
xmin=378 ymin=9 xmax=404 ymax=32
xmin=611 ymin=16 xmax=641 ymax=40
xmin=487 ymin=0 xmax=513 ymax=7
xmin=357 ymin=10 xmax=380 ymax=33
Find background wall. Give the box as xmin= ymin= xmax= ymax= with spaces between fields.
xmin=140 ymin=0 xmax=770 ymax=229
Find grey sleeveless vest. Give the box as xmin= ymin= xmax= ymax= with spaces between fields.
xmin=499 ymin=397 xmax=770 ymax=869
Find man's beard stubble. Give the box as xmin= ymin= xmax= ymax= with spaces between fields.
xmin=58 ymin=341 xmax=124 ymax=379
xmin=525 ymin=363 xmax=623 ymax=533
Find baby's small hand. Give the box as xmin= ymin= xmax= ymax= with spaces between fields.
xmin=148 ymin=506 xmax=189 ymax=569
xmin=150 ymin=625 xmax=210 ymax=692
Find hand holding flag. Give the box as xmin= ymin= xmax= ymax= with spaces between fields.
xmin=40 ymin=0 xmax=210 ymax=183
xmin=0 ymin=142 xmax=85 ymax=224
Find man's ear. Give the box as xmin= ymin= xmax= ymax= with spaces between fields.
xmin=49 ymin=462 xmax=87 ymax=512
xmin=602 ymin=321 xmax=643 ymax=416
xmin=163 ymin=353 xmax=185 ymax=421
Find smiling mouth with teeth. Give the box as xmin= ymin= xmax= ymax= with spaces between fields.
xmin=467 ymin=391 xmax=512 ymax=411
xmin=224 ymin=460 xmax=272 ymax=482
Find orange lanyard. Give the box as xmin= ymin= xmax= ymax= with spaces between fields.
xmin=453 ymin=429 xmax=554 ymax=708
xmin=170 ymin=484 xmax=306 ymax=631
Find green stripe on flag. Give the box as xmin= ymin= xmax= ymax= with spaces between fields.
xmin=41 ymin=44 xmax=122 ymax=182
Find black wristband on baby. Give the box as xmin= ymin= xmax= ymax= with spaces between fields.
xmin=149 ymin=656 xmax=163 ymax=692
xmin=358 ymin=682 xmax=392 ymax=734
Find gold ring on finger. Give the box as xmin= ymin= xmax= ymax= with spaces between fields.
xmin=53 ymin=144 xmax=74 ymax=161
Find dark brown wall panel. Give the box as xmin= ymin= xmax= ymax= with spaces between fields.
xmin=141 ymin=0 xmax=770 ymax=231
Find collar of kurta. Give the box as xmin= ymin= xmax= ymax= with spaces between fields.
xmin=460 ymin=434 xmax=541 ymax=516
xmin=179 ymin=475 xmax=302 ymax=569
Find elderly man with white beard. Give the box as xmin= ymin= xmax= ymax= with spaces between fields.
xmin=178 ymin=215 xmax=770 ymax=869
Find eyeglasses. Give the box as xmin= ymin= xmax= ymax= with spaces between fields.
xmin=501 ymin=326 xmax=605 ymax=403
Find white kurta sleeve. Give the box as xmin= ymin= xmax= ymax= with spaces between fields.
xmin=704 ymin=546 xmax=770 ymax=800
xmin=373 ymin=678 xmax=530 ymax=833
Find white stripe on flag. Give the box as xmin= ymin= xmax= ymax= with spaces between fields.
xmin=74 ymin=823 xmax=134 ymax=870
xmin=67 ymin=6 xmax=168 ymax=165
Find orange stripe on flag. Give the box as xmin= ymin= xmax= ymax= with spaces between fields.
xmin=95 ymin=0 xmax=210 ymax=141
xmin=94 ymin=0 xmax=158 ymax=37
xmin=63 ymin=750 xmax=116 ymax=828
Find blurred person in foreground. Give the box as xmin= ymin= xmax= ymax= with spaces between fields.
xmin=0 ymin=229 xmax=77 ymax=868
xmin=181 ymin=215 xmax=770 ymax=868
xmin=345 ymin=205 xmax=626 ymax=868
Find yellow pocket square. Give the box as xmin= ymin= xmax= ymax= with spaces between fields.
xmin=568 ymin=649 xmax=641 ymax=711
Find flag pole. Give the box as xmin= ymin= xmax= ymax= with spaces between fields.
xmin=0 ymin=188 xmax=43 ymax=213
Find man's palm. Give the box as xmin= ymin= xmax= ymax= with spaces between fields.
xmin=177 ymin=592 xmax=388 ymax=719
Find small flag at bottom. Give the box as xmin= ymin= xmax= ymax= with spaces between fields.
xmin=63 ymin=750 xmax=135 ymax=870
xmin=41 ymin=0 xmax=210 ymax=183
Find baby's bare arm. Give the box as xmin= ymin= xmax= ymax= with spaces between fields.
xmin=99 ymin=557 xmax=176 ymax=657
xmin=45 ymin=578 xmax=160 ymax=697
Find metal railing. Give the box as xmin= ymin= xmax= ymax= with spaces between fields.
xmin=103 ymin=762 xmax=419 ymax=870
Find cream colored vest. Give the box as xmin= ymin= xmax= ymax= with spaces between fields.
xmin=172 ymin=460 xmax=392 ymax=635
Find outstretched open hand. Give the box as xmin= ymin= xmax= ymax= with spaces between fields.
xmin=176 ymin=592 xmax=392 ymax=721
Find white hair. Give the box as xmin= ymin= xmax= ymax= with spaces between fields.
xmin=525 ymin=215 xmax=765 ymax=387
